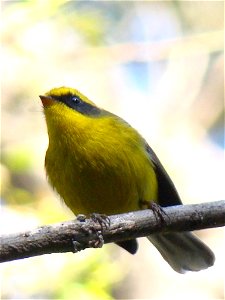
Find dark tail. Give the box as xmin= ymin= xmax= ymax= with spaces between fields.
xmin=148 ymin=232 xmax=215 ymax=273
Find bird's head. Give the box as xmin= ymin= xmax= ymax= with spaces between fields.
xmin=39 ymin=87 xmax=102 ymax=117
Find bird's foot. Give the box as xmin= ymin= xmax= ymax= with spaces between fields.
xmin=88 ymin=213 xmax=110 ymax=248
xmin=150 ymin=202 xmax=168 ymax=224
xmin=71 ymin=214 xmax=88 ymax=252
xmin=139 ymin=200 xmax=169 ymax=225
xmin=72 ymin=213 xmax=110 ymax=252
xmin=88 ymin=229 xmax=104 ymax=248
xmin=90 ymin=213 xmax=111 ymax=230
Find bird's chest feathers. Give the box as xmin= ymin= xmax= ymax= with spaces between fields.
xmin=46 ymin=115 xmax=139 ymax=178
xmin=47 ymin=124 xmax=136 ymax=190
xmin=45 ymin=115 xmax=155 ymax=214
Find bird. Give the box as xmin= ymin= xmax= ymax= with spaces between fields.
xmin=40 ymin=86 xmax=215 ymax=273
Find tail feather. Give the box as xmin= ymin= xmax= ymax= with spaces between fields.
xmin=148 ymin=232 xmax=215 ymax=273
xmin=116 ymin=239 xmax=138 ymax=254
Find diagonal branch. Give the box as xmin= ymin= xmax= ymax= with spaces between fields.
xmin=0 ymin=200 xmax=224 ymax=263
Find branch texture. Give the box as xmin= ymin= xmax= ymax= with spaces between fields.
xmin=1 ymin=200 xmax=224 ymax=263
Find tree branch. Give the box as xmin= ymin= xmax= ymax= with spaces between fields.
xmin=1 ymin=200 xmax=224 ymax=263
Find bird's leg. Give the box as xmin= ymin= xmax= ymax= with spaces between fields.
xmin=71 ymin=214 xmax=89 ymax=252
xmin=72 ymin=213 xmax=110 ymax=251
xmin=90 ymin=213 xmax=111 ymax=230
xmin=88 ymin=213 xmax=110 ymax=248
xmin=139 ymin=200 xmax=169 ymax=225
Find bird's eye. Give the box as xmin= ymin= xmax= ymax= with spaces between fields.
xmin=71 ymin=96 xmax=81 ymax=104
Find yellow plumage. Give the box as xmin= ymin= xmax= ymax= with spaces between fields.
xmin=44 ymin=96 xmax=157 ymax=215
xmin=40 ymin=86 xmax=214 ymax=273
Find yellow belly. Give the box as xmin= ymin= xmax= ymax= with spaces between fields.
xmin=45 ymin=111 xmax=158 ymax=216
xmin=46 ymin=139 xmax=157 ymax=216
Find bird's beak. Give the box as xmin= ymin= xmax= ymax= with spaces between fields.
xmin=39 ymin=95 xmax=55 ymax=107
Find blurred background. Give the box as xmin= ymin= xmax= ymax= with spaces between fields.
xmin=1 ymin=1 xmax=224 ymax=299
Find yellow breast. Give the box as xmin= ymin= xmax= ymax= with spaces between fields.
xmin=44 ymin=103 xmax=157 ymax=216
